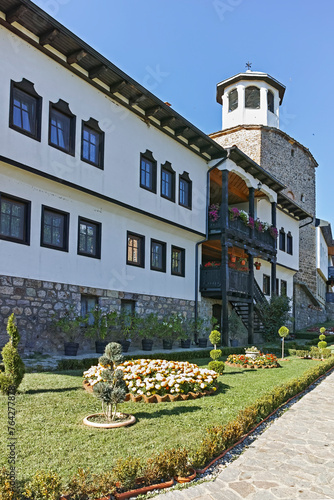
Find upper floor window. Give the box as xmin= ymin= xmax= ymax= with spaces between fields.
xmin=171 ymin=246 xmax=185 ymax=277
xmin=0 ymin=193 xmax=30 ymax=245
xmin=78 ymin=217 xmax=101 ymax=259
xmin=228 ymin=88 xmax=238 ymax=112
xmin=140 ymin=150 xmax=157 ymax=193
xmin=263 ymin=274 xmax=270 ymax=296
xmin=9 ymin=79 xmax=42 ymax=141
xmin=49 ymin=99 xmax=76 ymax=156
xmin=151 ymin=239 xmax=166 ymax=272
xmin=81 ymin=118 xmax=104 ymax=169
xmin=41 ymin=206 xmax=69 ymax=252
xmin=161 ymin=161 xmax=175 ymax=202
xmin=127 ymin=232 xmax=145 ymax=267
xmin=287 ymin=232 xmax=293 ymax=255
xmin=267 ymin=90 xmax=274 ymax=113
xmin=245 ymin=86 xmax=260 ymax=109
xmin=179 ymin=172 xmax=192 ymax=209
xmin=279 ymin=228 xmax=286 ymax=252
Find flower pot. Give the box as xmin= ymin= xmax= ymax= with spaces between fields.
xmin=198 ymin=338 xmax=207 ymax=348
xmin=142 ymin=339 xmax=153 ymax=351
xmin=241 ymin=259 xmax=246 ymax=266
xmin=255 ymin=264 xmax=261 ymax=270
xmin=64 ymin=342 xmax=79 ymax=356
xmin=180 ymin=339 xmax=191 ymax=348
xmin=174 ymin=468 xmax=196 ymax=483
xmin=117 ymin=339 xmax=131 ymax=353
xmin=231 ymin=256 xmax=236 ymax=263
xmin=83 ymin=412 xmax=136 ymax=428
xmin=245 ymin=351 xmax=258 ymax=360
xmin=162 ymin=339 xmax=173 ymax=350
xmin=95 ymin=340 xmax=109 ymax=354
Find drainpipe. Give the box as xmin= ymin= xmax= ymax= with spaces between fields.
xmin=194 ymin=154 xmax=228 ymax=342
xmin=299 ymin=216 xmax=314 ymax=229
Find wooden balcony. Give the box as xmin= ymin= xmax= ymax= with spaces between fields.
xmin=208 ymin=211 xmax=276 ymax=253
xmin=200 ymin=266 xmax=251 ymax=298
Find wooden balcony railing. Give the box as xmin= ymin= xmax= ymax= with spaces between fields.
xmin=200 ymin=266 xmax=250 ymax=296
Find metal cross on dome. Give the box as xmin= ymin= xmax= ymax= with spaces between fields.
xmin=246 ymin=61 xmax=252 ymax=70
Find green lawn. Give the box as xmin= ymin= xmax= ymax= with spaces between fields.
xmin=0 ymin=357 xmax=323 ymax=483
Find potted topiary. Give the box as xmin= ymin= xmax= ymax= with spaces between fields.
xmin=208 ymin=329 xmax=224 ymax=374
xmin=318 ymin=327 xmax=328 ymax=361
xmin=53 ymin=307 xmax=83 ymax=356
xmin=0 ymin=314 xmax=25 ymax=394
xmin=83 ymin=342 xmax=136 ymax=428
xmin=278 ymin=326 xmax=289 ymax=359
xmin=84 ymin=306 xmax=118 ymax=354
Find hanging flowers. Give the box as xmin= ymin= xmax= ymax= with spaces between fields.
xmin=208 ymin=204 xmax=220 ymax=222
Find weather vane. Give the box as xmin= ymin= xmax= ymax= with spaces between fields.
xmin=246 ymin=61 xmax=252 ymax=70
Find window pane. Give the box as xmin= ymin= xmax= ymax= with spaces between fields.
xmin=12 ymin=88 xmax=36 ymax=133
xmin=152 ymin=242 xmax=162 ymax=268
xmin=141 ymin=159 xmax=153 ymax=189
xmin=43 ymin=210 xmax=65 ymax=248
xmin=0 ymin=198 xmax=25 ymax=240
xmin=267 ymin=90 xmax=274 ymax=113
xmin=162 ymin=170 xmax=172 ymax=199
xmin=180 ymin=179 xmax=189 ymax=206
xmin=229 ymin=88 xmax=238 ymax=112
xmin=82 ymin=126 xmax=100 ymax=164
xmin=50 ymin=109 xmax=70 ymax=151
xmin=245 ymin=86 xmax=260 ymax=109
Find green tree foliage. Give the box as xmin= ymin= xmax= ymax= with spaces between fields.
xmin=0 ymin=314 xmax=25 ymax=394
xmin=260 ymin=295 xmax=291 ymax=341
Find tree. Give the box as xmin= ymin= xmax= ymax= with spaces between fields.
xmin=0 ymin=314 xmax=25 ymax=394
xmin=260 ymin=295 xmax=291 ymax=341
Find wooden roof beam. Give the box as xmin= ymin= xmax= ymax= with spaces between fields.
xmin=67 ymin=49 xmax=87 ymax=65
xmin=160 ymin=116 xmax=177 ymax=128
xmin=109 ymin=80 xmax=127 ymax=93
xmin=145 ymin=105 xmax=161 ymax=117
xmin=129 ymin=94 xmax=147 ymax=106
xmin=6 ymin=5 xmax=28 ymax=24
xmin=39 ymin=28 xmax=60 ymax=46
xmin=200 ymin=145 xmax=213 ymax=154
xmin=188 ymin=136 xmax=200 ymax=146
xmin=175 ymin=126 xmax=190 ymax=137
xmin=89 ymin=65 xmax=109 ymax=80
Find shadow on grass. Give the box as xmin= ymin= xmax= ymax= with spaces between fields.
xmin=226 ymin=369 xmax=259 ymax=375
xmin=24 ymin=386 xmax=80 ymax=394
xmin=134 ymin=405 xmax=202 ymax=419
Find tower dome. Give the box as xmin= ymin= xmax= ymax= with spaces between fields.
xmin=216 ymin=70 xmax=286 ymax=130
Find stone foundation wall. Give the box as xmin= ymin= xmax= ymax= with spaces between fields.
xmin=294 ymin=283 xmax=327 ymax=331
xmin=0 ymin=275 xmax=196 ymax=354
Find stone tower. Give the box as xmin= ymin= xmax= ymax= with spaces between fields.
xmin=211 ymin=69 xmax=319 ymax=328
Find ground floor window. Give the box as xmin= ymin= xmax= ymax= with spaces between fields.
xmin=263 ymin=274 xmax=270 ymax=296
xmin=81 ymin=295 xmax=98 ymax=325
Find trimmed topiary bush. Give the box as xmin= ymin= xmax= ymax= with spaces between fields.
xmin=0 ymin=314 xmax=25 ymax=395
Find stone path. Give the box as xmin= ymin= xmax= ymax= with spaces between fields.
xmin=154 ymin=371 xmax=334 ymax=500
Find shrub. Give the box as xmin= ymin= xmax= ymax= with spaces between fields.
xmin=260 ymin=295 xmax=291 ymax=341
xmin=143 ymin=449 xmax=177 ymax=484
xmin=310 ymin=346 xmax=331 ymax=359
xmin=0 ymin=314 xmax=25 ymax=394
xmin=65 ymin=468 xmax=115 ymax=499
xmin=295 ymin=350 xmax=311 ymax=358
xmin=208 ymin=360 xmax=225 ymax=374
xmin=0 ymin=466 xmax=18 ymax=500
xmin=209 ymin=330 xmax=221 ymax=349
xmin=209 ymin=349 xmax=222 ymax=361
xmin=112 ymin=457 xmax=141 ymax=491
xmin=24 ymin=470 xmax=62 ymax=500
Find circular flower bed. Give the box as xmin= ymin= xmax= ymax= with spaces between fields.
xmin=226 ymin=353 xmax=280 ymax=369
xmin=83 ymin=359 xmax=218 ymax=402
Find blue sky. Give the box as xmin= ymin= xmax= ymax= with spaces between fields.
xmin=34 ymin=0 xmax=334 ymax=226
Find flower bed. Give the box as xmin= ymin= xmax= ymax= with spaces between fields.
xmin=83 ymin=359 xmax=218 ymax=402
xmin=226 ymin=353 xmax=280 ymax=369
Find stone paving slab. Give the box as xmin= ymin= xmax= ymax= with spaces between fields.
xmin=154 ymin=371 xmax=334 ymax=500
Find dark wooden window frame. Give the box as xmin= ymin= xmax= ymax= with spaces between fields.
xmin=245 ymin=85 xmax=260 ymax=109
xmin=228 ymin=88 xmax=238 ymax=112
xmin=287 ymin=232 xmax=293 ymax=255
xmin=279 ymin=228 xmax=286 ymax=252
xmin=77 ymin=216 xmax=101 ymax=259
xmin=171 ymin=245 xmax=185 ymax=277
xmin=127 ymin=231 xmax=145 ymax=268
xmin=179 ymin=171 xmax=192 ymax=210
xmin=40 ymin=205 xmax=69 ymax=252
xmin=263 ymin=274 xmax=271 ymax=296
xmin=49 ymin=99 xmax=76 ymax=156
xmin=9 ymin=79 xmax=42 ymax=141
xmin=140 ymin=150 xmax=157 ymax=193
xmin=0 ymin=192 xmax=31 ymax=245
xmin=150 ymin=238 xmax=166 ymax=272
xmin=267 ymin=90 xmax=275 ymax=113
xmin=281 ymin=280 xmax=287 ymax=296
xmin=81 ymin=117 xmax=104 ymax=169
xmin=160 ymin=161 xmax=175 ymax=202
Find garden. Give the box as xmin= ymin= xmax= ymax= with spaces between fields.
xmin=0 ymin=315 xmax=334 ymax=498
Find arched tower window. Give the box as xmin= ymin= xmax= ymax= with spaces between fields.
xmin=267 ymin=90 xmax=274 ymax=113
xmin=245 ymin=86 xmax=260 ymax=109
xmin=228 ymin=88 xmax=238 ymax=112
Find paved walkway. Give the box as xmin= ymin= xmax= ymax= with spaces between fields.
xmin=155 ymin=371 xmax=334 ymax=500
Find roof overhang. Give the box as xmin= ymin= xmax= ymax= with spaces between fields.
xmin=216 ymin=71 xmax=286 ymax=104
xmin=277 ymin=193 xmax=313 ymax=221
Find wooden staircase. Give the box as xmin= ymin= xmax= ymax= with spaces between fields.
xmin=230 ymin=278 xmax=268 ymax=336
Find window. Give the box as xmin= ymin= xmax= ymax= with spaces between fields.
xmin=41 ymin=206 xmax=69 ymax=251
xmin=171 ymin=246 xmax=185 ymax=277
xmin=140 ymin=150 xmax=157 ymax=193
xmin=0 ymin=193 xmax=30 ymax=245
xmin=228 ymin=88 xmax=238 ymax=112
xmin=49 ymin=100 xmax=76 ymax=155
xmin=127 ymin=232 xmax=145 ymax=267
xmin=287 ymin=232 xmax=293 ymax=255
xmin=9 ymin=79 xmax=42 ymax=141
xmin=281 ymin=280 xmax=287 ymax=296
xmin=267 ymin=90 xmax=274 ymax=113
xmin=276 ymin=278 xmax=279 ymax=295
xmin=121 ymin=299 xmax=135 ymax=316
xmin=78 ymin=217 xmax=101 ymax=258
xmin=81 ymin=118 xmax=104 ymax=169
xmin=179 ymin=172 xmax=192 ymax=209
xmin=151 ymin=239 xmax=166 ymax=272
xmin=161 ymin=161 xmax=175 ymax=202
xmin=263 ymin=274 xmax=270 ymax=296
xmin=279 ymin=228 xmax=286 ymax=252
xmin=245 ymin=86 xmax=260 ymax=109
xmin=81 ymin=295 xmax=98 ymax=325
